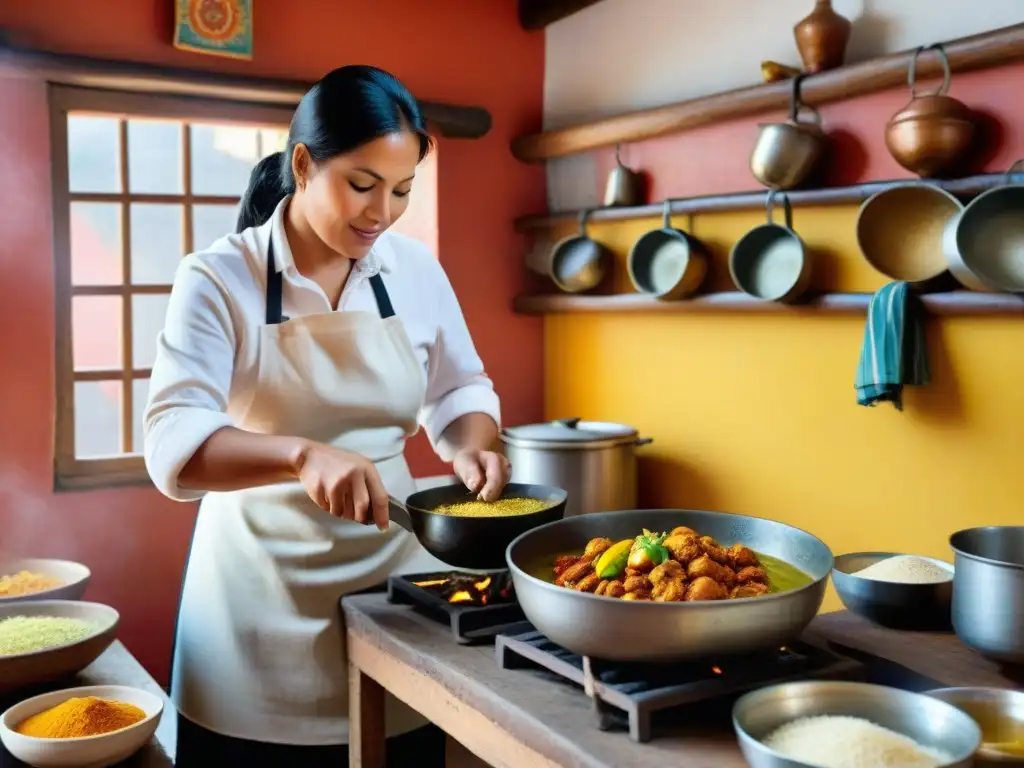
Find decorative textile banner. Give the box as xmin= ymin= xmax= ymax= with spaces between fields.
xmin=174 ymin=0 xmax=253 ymax=60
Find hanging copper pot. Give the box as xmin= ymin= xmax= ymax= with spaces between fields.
xmin=793 ymin=0 xmax=852 ymax=74
xmin=885 ymin=44 xmax=975 ymax=179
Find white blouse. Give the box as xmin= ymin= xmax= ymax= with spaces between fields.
xmin=143 ymin=199 xmax=501 ymax=502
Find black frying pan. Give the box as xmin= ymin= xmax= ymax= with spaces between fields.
xmin=388 ymin=482 xmax=567 ymax=571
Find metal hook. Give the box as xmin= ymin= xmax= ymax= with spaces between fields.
xmin=1007 ymin=159 xmax=1024 ymax=183
xmin=662 ymin=199 xmax=673 ymax=229
xmin=577 ymin=209 xmax=592 ymax=235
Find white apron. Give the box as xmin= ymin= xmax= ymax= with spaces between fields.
xmin=171 ymin=234 xmax=448 ymax=745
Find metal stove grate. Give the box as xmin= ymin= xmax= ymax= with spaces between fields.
xmin=495 ymin=622 xmax=863 ymax=742
xmin=387 ymin=572 xmax=525 ymax=644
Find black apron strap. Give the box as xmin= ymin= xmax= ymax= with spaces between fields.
xmin=265 ymin=237 xmax=395 ymax=322
xmin=265 ymin=238 xmax=285 ymax=325
xmin=369 ymin=273 xmax=396 ymax=319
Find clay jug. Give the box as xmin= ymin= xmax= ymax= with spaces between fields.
xmin=793 ymin=0 xmax=852 ymax=74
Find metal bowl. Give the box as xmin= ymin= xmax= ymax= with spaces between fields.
xmin=506 ymin=509 xmax=833 ymax=662
xmin=734 ymin=681 xmax=981 ymax=768
xmin=927 ymin=688 xmax=1024 ymax=766
xmin=856 ymin=184 xmax=963 ymax=287
xmin=832 ymin=552 xmax=953 ymax=630
xmin=950 ymin=526 xmax=1024 ymax=665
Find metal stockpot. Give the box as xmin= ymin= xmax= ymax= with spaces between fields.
xmin=500 ymin=419 xmax=652 ymax=518
xmin=950 ymin=526 xmax=1024 ymax=665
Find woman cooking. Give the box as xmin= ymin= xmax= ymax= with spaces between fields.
xmin=144 ymin=65 xmax=510 ymax=765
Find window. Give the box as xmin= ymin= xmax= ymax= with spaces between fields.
xmin=51 ymin=87 xmax=292 ymax=489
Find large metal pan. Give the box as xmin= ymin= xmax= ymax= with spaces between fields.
xmin=389 ymin=482 xmax=567 ymax=571
xmin=506 ymin=509 xmax=833 ymax=662
xmin=955 ymin=160 xmax=1024 ymax=293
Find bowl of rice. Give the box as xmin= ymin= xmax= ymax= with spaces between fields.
xmin=0 ymin=558 xmax=91 ymax=604
xmin=0 ymin=600 xmax=119 ymax=694
xmin=832 ymin=552 xmax=954 ymax=630
xmin=733 ymin=680 xmax=981 ymax=768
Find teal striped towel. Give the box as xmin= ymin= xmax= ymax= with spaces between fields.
xmin=855 ymin=282 xmax=930 ymax=410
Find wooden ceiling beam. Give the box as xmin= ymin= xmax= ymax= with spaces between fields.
xmin=518 ymin=0 xmax=606 ymax=31
xmin=0 ymin=32 xmax=492 ymax=140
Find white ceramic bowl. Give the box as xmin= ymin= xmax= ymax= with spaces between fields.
xmin=0 ymin=601 xmax=119 ymax=694
xmin=0 ymin=559 xmax=91 ymax=604
xmin=0 ymin=685 xmax=163 ymax=768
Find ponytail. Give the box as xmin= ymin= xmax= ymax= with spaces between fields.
xmin=236 ymin=152 xmax=293 ymax=232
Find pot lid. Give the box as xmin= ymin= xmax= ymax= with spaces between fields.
xmin=501 ymin=418 xmax=638 ymax=445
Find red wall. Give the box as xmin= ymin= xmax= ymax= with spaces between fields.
xmin=0 ymin=0 xmax=545 ymax=683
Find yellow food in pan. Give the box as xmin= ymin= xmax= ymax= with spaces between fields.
xmin=432 ymin=498 xmax=550 ymax=518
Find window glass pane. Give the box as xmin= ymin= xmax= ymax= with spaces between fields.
xmin=128 ymin=119 xmax=183 ymax=194
xmin=74 ymin=381 xmax=121 ymax=457
xmin=67 ymin=115 xmax=120 ymax=193
xmin=130 ymin=204 xmax=183 ymax=285
xmin=131 ymin=378 xmax=151 ymax=454
xmin=72 ymin=296 xmax=122 ymax=370
xmin=70 ymin=202 xmax=122 ymax=285
xmin=259 ymin=128 xmax=289 ymax=155
xmin=190 ymin=124 xmax=260 ymax=195
xmin=132 ymin=294 xmax=170 ymax=368
xmin=192 ymin=204 xmax=238 ymax=250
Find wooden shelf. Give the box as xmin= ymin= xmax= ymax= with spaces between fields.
xmin=514 ymin=174 xmax=1009 ymax=232
xmin=511 ymin=23 xmax=1024 ymax=162
xmin=514 ymin=291 xmax=1024 ymax=316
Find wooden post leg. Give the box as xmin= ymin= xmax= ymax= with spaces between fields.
xmin=349 ymin=660 xmax=386 ymax=768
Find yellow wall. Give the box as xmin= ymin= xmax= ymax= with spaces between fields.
xmin=543 ymin=206 xmax=1024 ymax=611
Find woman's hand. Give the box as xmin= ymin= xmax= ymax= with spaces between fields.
xmin=294 ymin=441 xmax=390 ymax=529
xmin=453 ymin=448 xmax=512 ymax=501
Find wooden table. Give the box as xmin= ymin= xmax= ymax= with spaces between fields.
xmin=0 ymin=642 xmax=174 ymax=768
xmin=343 ymin=594 xmax=1022 ymax=768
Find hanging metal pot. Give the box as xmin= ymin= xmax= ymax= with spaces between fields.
xmin=750 ymin=75 xmax=827 ymax=190
xmin=546 ymin=211 xmax=612 ymax=293
xmin=955 ymin=159 xmax=1024 ymax=292
xmin=729 ymin=190 xmax=811 ymax=303
xmin=603 ymin=144 xmax=644 ymax=207
xmin=885 ymin=44 xmax=975 ymax=179
xmin=626 ymin=199 xmax=708 ymax=300
xmin=856 ymin=184 xmax=962 ymax=291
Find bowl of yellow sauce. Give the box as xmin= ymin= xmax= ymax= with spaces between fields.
xmin=926 ymin=688 xmax=1024 ymax=766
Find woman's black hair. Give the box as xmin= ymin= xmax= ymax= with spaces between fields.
xmin=236 ymin=65 xmax=431 ymax=233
